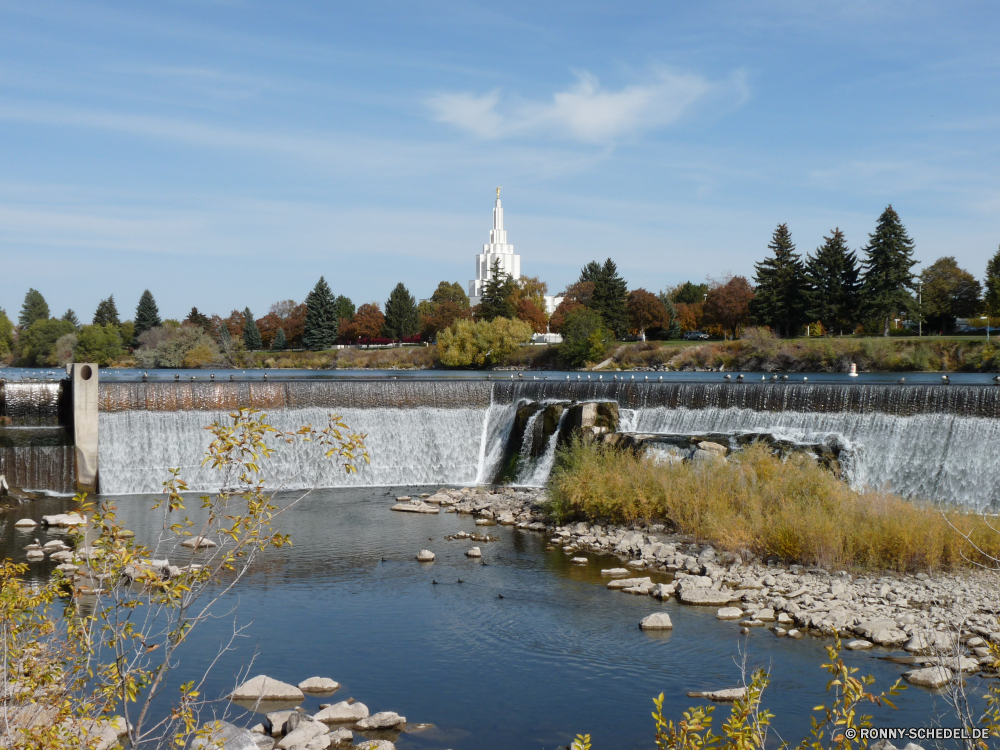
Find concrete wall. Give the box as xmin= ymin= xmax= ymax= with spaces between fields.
xmin=71 ymin=363 xmax=99 ymax=493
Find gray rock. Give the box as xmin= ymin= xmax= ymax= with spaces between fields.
xmin=686 ymin=687 xmax=746 ymax=702
xmin=354 ymin=711 xmax=406 ymax=730
xmin=679 ymin=588 xmax=734 ymax=606
xmin=716 ymin=607 xmax=743 ymax=620
xmin=465 ymin=547 xmax=482 ymax=558
xmin=265 ymin=711 xmax=296 ymax=737
xmin=415 ymin=550 xmax=435 ymax=562
xmin=571 ymin=557 xmax=588 ymax=565
xmin=650 ymin=583 xmax=675 ymax=600
xmin=600 ymin=568 xmax=630 ymax=577
xmin=902 ymin=666 xmax=953 ymax=688
xmin=607 ymin=577 xmax=651 ymax=590
xmin=390 ymin=501 xmax=439 ymax=514
xmin=304 ymin=735 xmax=330 ymax=750
xmin=845 ymin=640 xmax=874 ymax=650
xmin=327 ymin=728 xmax=353 ymax=745
xmin=354 ymin=742 xmax=395 ymax=750
xmin=13 ymin=518 xmax=38 ymax=528
xmin=181 ymin=536 xmax=218 ymax=549
xmin=277 ymin=718 xmax=326 ymax=749
xmin=230 ymin=675 xmax=304 ymax=702
xmin=298 ymin=677 xmax=339 ymax=693
xmin=312 ymin=701 xmax=369 ymax=724
xmin=187 ymin=721 xmax=258 ymax=750
xmin=639 ymin=613 xmax=673 ymax=630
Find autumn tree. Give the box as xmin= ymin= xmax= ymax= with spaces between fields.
xmin=419 ymin=282 xmax=471 ymax=339
xmin=920 ymin=256 xmax=982 ymax=333
xmin=258 ymin=301 xmax=307 ymax=348
xmin=93 ymin=295 xmax=121 ymax=327
xmin=860 ymin=205 xmax=917 ymax=336
xmin=133 ymin=290 xmax=162 ymax=344
xmin=303 ymin=277 xmax=339 ymax=350
xmin=437 ymin=317 xmax=533 ymax=367
xmin=515 ymin=299 xmax=548 ymax=334
xmin=749 ymin=224 xmax=808 ymax=337
xmin=703 ymin=276 xmax=754 ymax=338
xmin=805 ymin=229 xmax=861 ymax=335
xmin=341 ymin=303 xmax=385 ymax=341
xmin=383 ymin=283 xmax=420 ymax=339
xmin=627 ymin=288 xmax=668 ymax=341
xmin=19 ymin=288 xmax=49 ymax=329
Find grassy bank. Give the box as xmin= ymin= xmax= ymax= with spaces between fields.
xmin=547 ymin=440 xmax=1000 ymax=572
xmin=602 ymin=332 xmax=1000 ymax=372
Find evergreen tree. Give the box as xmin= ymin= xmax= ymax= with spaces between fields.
xmin=133 ymin=290 xmax=161 ymax=343
xmin=19 ymin=289 xmax=49 ymax=329
xmin=93 ymin=295 xmax=120 ymax=327
xmin=302 ymin=276 xmax=339 ymax=350
xmin=271 ymin=327 xmax=287 ymax=351
xmin=860 ymin=205 xmax=917 ymax=336
xmin=61 ymin=309 xmax=81 ymax=328
xmin=334 ymin=295 xmax=355 ymax=322
xmin=477 ymin=259 xmax=517 ymax=321
xmin=748 ymin=224 xmax=808 ymax=337
xmin=185 ymin=306 xmax=211 ymax=331
xmin=383 ymin=283 xmax=420 ymax=339
xmin=591 ymin=258 xmax=629 ymax=339
xmin=984 ymin=246 xmax=1000 ymax=323
xmin=667 ymin=318 xmax=682 ymax=340
xmin=242 ymin=307 xmax=262 ymax=350
xmin=804 ymin=228 xmax=861 ymax=335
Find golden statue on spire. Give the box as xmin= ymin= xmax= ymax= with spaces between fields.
xmin=496 ymin=186 xmax=501 ymax=199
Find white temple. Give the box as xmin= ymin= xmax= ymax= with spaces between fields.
xmin=468 ymin=188 xmax=520 ymax=305
xmin=468 ymin=189 xmax=563 ymax=316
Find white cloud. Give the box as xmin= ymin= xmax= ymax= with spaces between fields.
xmin=428 ymin=68 xmax=723 ymax=144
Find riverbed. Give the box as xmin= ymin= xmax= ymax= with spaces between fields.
xmin=1 ymin=488 xmax=981 ymax=749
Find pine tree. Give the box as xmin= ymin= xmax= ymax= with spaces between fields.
xmin=272 ymin=327 xmax=287 ymax=351
xmin=19 ymin=289 xmax=49 ymax=328
xmin=383 ymin=283 xmax=420 ymax=339
xmin=302 ymin=277 xmax=339 ymax=350
xmin=61 ymin=309 xmax=80 ymax=328
xmin=93 ymin=296 xmax=120 ymax=327
xmin=805 ymin=228 xmax=861 ymax=335
xmin=591 ymin=258 xmax=629 ymax=339
xmin=984 ymin=246 xmax=1000 ymax=323
xmin=185 ymin=306 xmax=211 ymax=331
xmin=242 ymin=307 xmax=262 ymax=350
xmin=860 ymin=205 xmax=917 ymax=336
xmin=133 ymin=290 xmax=161 ymax=343
xmin=668 ymin=319 xmax=682 ymax=340
xmin=748 ymin=224 xmax=808 ymax=337
xmin=334 ymin=295 xmax=355 ymax=322
xmin=477 ymin=259 xmax=517 ymax=321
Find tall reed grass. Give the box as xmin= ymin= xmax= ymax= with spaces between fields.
xmin=547 ymin=440 xmax=1000 ymax=572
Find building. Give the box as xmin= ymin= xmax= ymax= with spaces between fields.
xmin=468 ymin=189 xmax=563 ymax=316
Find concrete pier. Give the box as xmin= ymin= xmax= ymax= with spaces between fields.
xmin=71 ymin=363 xmax=99 ymax=493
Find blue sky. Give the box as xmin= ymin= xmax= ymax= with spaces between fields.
xmin=2 ymin=1 xmax=999 ymax=321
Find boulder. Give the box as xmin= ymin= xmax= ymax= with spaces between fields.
xmin=845 ymin=640 xmax=874 ymax=650
xmin=298 ymin=677 xmax=339 ymax=693
xmin=277 ymin=718 xmax=326 ymax=750
xmin=870 ymin=628 xmax=909 ymax=647
xmin=904 ymin=631 xmax=956 ymax=654
xmin=571 ymin=557 xmax=588 ymax=565
xmin=639 ymin=613 xmax=673 ymax=630
xmin=327 ymin=728 xmax=353 ymax=745
xmin=181 ymin=536 xmax=218 ymax=549
xmin=355 ymin=711 xmax=406 ymax=730
xmin=902 ymin=666 xmax=953 ymax=689
xmin=465 ymin=547 xmax=482 ymax=558
xmin=686 ymin=687 xmax=747 ymax=702
xmin=13 ymin=518 xmax=38 ymax=528
xmin=716 ymin=607 xmax=743 ymax=620
xmin=600 ymin=568 xmax=630 ymax=577
xmin=354 ymin=742 xmax=395 ymax=750
xmin=679 ymin=588 xmax=734 ymax=606
xmin=606 ymin=577 xmax=651 ymax=590
xmin=230 ymin=675 xmax=304 ymax=702
xmin=415 ymin=550 xmax=435 ymax=562
xmin=265 ymin=711 xmax=296 ymax=737
xmin=42 ymin=512 xmax=86 ymax=527
xmin=390 ymin=501 xmax=439 ymax=514
xmin=312 ymin=701 xmax=369 ymax=724
xmin=650 ymin=583 xmax=675 ymax=600
xmin=697 ymin=441 xmax=728 ymax=455
xmin=186 ymin=720 xmax=258 ymax=750
xmin=304 ymin=737 xmax=329 ymax=750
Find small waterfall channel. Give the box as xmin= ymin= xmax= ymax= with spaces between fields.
xmin=91 ymin=379 xmax=1000 ymax=508
xmin=0 ymin=381 xmax=76 ymax=493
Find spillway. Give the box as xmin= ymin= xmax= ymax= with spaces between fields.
xmin=90 ymin=379 xmax=1000 ymax=509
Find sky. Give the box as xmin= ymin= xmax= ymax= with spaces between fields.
xmin=2 ymin=1 xmax=1000 ymax=322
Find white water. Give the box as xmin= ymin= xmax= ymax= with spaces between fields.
xmin=633 ymin=406 xmax=1000 ymax=509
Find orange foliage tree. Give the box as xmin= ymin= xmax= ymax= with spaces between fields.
xmin=627 ymin=288 xmax=668 ymax=341
xmin=340 ymin=303 xmax=385 ymax=341
xmin=704 ymin=276 xmax=755 ymax=338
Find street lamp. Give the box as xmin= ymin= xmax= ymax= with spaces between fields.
xmin=984 ymin=316 xmax=990 ymax=342
xmin=917 ymin=280 xmax=922 ymax=338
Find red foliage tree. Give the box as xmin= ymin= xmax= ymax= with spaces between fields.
xmin=549 ymin=299 xmax=584 ymax=334
xmin=421 ymin=299 xmax=471 ymax=340
xmin=340 ymin=303 xmax=385 ymax=342
xmin=515 ymin=299 xmax=548 ymax=334
xmin=704 ymin=276 xmax=755 ymax=338
xmin=626 ymin=288 xmax=668 ymax=341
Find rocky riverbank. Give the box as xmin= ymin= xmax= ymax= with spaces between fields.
xmin=413 ymin=485 xmax=1000 ymax=690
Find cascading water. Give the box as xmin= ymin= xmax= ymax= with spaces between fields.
xmin=94 ymin=379 xmax=1000 ymax=507
xmin=0 ymin=382 xmax=74 ymax=492
xmin=515 ymin=408 xmax=570 ymax=487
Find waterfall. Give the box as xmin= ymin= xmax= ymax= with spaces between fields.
xmin=0 ymin=382 xmax=66 ymax=426
xmin=93 ymin=379 xmax=1000 ymax=507
xmin=515 ymin=408 xmax=570 ymax=487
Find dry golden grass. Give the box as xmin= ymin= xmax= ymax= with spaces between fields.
xmin=547 ymin=440 xmax=1000 ymax=572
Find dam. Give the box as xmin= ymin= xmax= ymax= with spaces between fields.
xmin=4 ymin=371 xmax=999 ymax=508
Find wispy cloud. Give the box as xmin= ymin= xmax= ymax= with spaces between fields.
xmin=427 ymin=68 xmax=743 ymax=144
